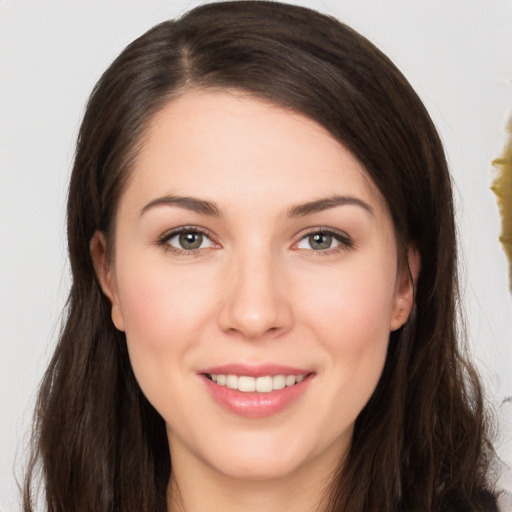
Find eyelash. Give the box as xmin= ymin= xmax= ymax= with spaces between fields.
xmin=156 ymin=226 xmax=354 ymax=256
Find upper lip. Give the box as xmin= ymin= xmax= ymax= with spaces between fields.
xmin=199 ymin=363 xmax=312 ymax=377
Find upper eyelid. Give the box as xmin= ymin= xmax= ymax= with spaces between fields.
xmin=294 ymin=226 xmax=352 ymax=241
xmin=159 ymin=225 xmax=213 ymax=238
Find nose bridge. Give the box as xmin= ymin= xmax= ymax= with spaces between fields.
xmin=219 ymin=242 xmax=292 ymax=339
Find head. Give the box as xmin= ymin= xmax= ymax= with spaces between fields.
xmin=36 ymin=2 xmax=475 ymax=511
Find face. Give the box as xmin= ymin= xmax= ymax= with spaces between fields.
xmin=92 ymin=90 xmax=414 ymax=484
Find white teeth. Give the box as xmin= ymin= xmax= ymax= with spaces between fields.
xmin=272 ymin=375 xmax=286 ymax=390
xmin=285 ymin=375 xmax=296 ymax=386
xmin=238 ymin=376 xmax=256 ymax=392
xmin=208 ymin=373 xmax=307 ymax=393
xmin=256 ymin=376 xmax=273 ymax=392
xmin=226 ymin=375 xmax=238 ymax=390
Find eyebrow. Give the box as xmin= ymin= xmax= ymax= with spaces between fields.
xmin=139 ymin=193 xmax=374 ymax=218
xmin=140 ymin=195 xmax=223 ymax=217
xmin=286 ymin=195 xmax=374 ymax=218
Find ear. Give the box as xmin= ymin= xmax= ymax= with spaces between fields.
xmin=89 ymin=231 xmax=125 ymax=331
xmin=390 ymin=247 xmax=421 ymax=332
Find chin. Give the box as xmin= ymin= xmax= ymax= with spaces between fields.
xmin=195 ymin=428 xmax=339 ymax=482
xmin=211 ymin=452 xmax=307 ymax=481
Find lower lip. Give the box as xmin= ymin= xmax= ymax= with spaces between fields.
xmin=202 ymin=374 xmax=313 ymax=418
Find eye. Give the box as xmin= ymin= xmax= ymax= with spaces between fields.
xmin=159 ymin=228 xmax=215 ymax=252
xmin=295 ymin=230 xmax=352 ymax=252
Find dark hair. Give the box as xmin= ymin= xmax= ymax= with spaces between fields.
xmin=24 ymin=2 xmax=497 ymax=511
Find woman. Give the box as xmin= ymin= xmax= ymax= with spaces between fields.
xmin=23 ymin=1 xmax=500 ymax=511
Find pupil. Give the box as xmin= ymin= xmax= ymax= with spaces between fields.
xmin=179 ymin=232 xmax=202 ymax=250
xmin=310 ymin=233 xmax=332 ymax=250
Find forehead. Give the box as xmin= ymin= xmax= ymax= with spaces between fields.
xmin=121 ymin=89 xmax=389 ymax=220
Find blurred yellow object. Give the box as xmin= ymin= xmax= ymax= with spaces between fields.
xmin=492 ymin=119 xmax=512 ymax=293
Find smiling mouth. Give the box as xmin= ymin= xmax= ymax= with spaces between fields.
xmin=205 ymin=373 xmax=309 ymax=393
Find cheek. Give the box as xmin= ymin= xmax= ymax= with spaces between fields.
xmin=116 ymin=269 xmax=181 ymax=402
xmin=112 ymin=251 xmax=218 ymax=399
xmin=297 ymin=255 xmax=397 ymax=342
xmin=297 ymin=265 xmax=395 ymax=437
xmin=113 ymin=258 xmax=220 ymax=425
xmin=295 ymin=255 xmax=396 ymax=399
xmin=324 ymin=282 xmax=391 ymax=377
xmin=116 ymin=256 xmax=214 ymax=344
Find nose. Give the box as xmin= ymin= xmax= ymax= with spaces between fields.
xmin=218 ymin=249 xmax=293 ymax=340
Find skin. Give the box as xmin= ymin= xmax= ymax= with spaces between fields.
xmin=91 ymin=90 xmax=418 ymax=512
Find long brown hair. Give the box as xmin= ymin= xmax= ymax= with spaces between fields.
xmin=24 ymin=2 xmax=497 ymax=511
